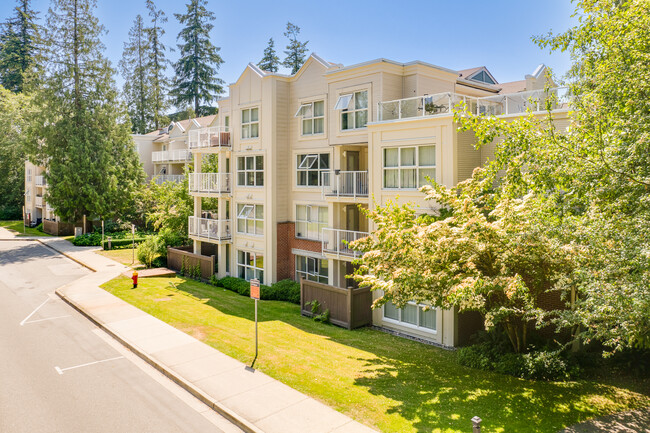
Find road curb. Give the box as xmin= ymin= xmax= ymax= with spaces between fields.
xmin=55 ymin=287 xmax=265 ymax=433
xmin=37 ymin=239 xmax=98 ymax=273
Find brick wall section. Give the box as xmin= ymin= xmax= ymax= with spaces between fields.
xmin=276 ymin=222 xmax=323 ymax=282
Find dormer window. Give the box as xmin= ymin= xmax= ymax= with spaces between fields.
xmin=168 ymin=123 xmax=174 ymax=132
xmin=468 ymin=70 xmax=496 ymax=85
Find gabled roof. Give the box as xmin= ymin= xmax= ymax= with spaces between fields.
xmin=458 ymin=66 xmax=499 ymax=85
xmin=325 ymin=58 xmax=458 ymax=76
xmin=498 ymin=80 xmax=527 ymax=94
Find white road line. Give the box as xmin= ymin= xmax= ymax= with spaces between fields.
xmin=54 ymin=356 xmax=124 ymax=375
xmin=19 ymin=297 xmax=50 ymax=326
xmin=22 ymin=315 xmax=71 ymax=325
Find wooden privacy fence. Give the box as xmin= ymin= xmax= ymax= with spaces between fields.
xmin=42 ymin=219 xmax=74 ymax=236
xmin=167 ymin=247 xmax=215 ymax=280
xmin=300 ymin=279 xmax=372 ymax=329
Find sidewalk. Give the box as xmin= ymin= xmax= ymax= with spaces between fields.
xmin=31 ymin=233 xmax=377 ymax=433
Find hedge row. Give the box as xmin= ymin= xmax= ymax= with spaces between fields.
xmin=103 ymin=238 xmax=147 ymax=250
xmin=210 ymin=276 xmax=300 ymax=304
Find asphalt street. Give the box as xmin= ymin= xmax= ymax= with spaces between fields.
xmin=0 ymin=239 xmax=241 ymax=433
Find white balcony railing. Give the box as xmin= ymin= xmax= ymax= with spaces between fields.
xmin=152 ymin=149 xmax=192 ymax=163
xmin=188 ymin=216 xmax=231 ymax=241
xmin=188 ymin=173 xmax=231 ymax=194
xmin=46 ymin=203 xmax=54 ymax=212
xmin=321 ymin=171 xmax=368 ymax=199
xmin=476 ymin=87 xmax=570 ymax=116
xmin=35 ymin=196 xmax=43 ymax=207
xmin=322 ymin=228 xmax=369 ymax=258
xmin=188 ymin=126 xmax=231 ymax=150
xmin=153 ymin=174 xmax=184 ymax=185
xmin=377 ymin=87 xmax=570 ymax=122
xmin=35 ymin=176 xmax=45 ymax=187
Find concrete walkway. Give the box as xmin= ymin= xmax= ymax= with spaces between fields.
xmin=2 ymin=228 xmax=376 ymax=433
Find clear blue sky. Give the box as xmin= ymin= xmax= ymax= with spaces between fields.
xmin=1 ymin=0 xmax=577 ymax=92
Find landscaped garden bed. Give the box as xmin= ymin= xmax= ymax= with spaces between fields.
xmin=100 ymin=275 xmax=650 ymax=433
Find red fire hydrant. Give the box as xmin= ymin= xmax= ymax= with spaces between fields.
xmin=132 ymin=270 xmax=138 ymax=289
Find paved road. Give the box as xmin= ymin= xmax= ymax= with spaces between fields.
xmin=0 ymin=239 xmax=242 ymax=433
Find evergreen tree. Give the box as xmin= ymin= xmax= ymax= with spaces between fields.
xmin=257 ymin=37 xmax=279 ymax=72
xmin=171 ymin=0 xmax=224 ymax=116
xmin=0 ymin=0 xmax=40 ymax=93
xmin=29 ymin=0 xmax=145 ymax=223
xmin=119 ymin=14 xmax=152 ymax=134
xmin=145 ymin=0 xmax=170 ymax=130
xmin=282 ymin=22 xmax=308 ymax=74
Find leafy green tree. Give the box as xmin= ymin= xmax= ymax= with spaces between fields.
xmin=282 ymin=22 xmax=308 ymax=74
xmin=353 ymin=172 xmax=576 ymax=353
xmin=171 ymin=0 xmax=224 ymax=116
xmin=119 ymin=14 xmax=152 ymax=134
xmin=258 ymin=37 xmax=279 ymax=72
xmin=145 ymin=0 xmax=170 ymax=130
xmin=29 ymin=0 xmax=145 ymax=223
xmin=0 ymin=0 xmax=40 ymax=93
xmin=0 ymin=86 xmax=32 ymax=219
xmin=141 ymin=173 xmax=192 ymax=236
xmin=454 ymin=0 xmax=650 ymax=352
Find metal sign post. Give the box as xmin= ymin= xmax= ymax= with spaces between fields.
xmin=249 ymin=278 xmax=260 ymax=369
xmin=131 ymin=224 xmax=135 ymax=264
xmin=101 ymin=220 xmax=105 ymax=250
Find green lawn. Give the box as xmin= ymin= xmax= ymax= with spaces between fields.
xmin=96 ymin=248 xmax=142 ymax=268
xmin=101 ymin=275 xmax=650 ymax=433
xmin=0 ymin=220 xmax=52 ymax=236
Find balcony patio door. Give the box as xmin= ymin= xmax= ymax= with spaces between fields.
xmin=345 ymin=151 xmax=359 ymax=171
xmin=345 ymin=205 xmax=359 ymax=231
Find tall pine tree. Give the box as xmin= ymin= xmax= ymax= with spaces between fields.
xmin=145 ymin=0 xmax=170 ymax=130
xmin=119 ymin=14 xmax=152 ymax=134
xmin=283 ymin=22 xmax=308 ymax=74
xmin=171 ymin=0 xmax=223 ymax=116
xmin=0 ymin=0 xmax=40 ymax=93
xmin=257 ymin=37 xmax=279 ymax=72
xmin=29 ymin=0 xmax=144 ymax=223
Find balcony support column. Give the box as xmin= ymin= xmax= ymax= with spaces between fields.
xmin=193 ymin=240 xmax=201 ymax=255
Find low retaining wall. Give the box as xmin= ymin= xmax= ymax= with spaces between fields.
xmin=300 ymin=279 xmax=372 ymax=329
xmin=167 ymin=247 xmax=215 ymax=280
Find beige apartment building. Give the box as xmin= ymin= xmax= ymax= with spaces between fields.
xmin=186 ymin=54 xmax=570 ymax=347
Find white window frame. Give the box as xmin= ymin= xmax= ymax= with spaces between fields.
xmin=295 ymin=255 xmax=329 ymax=284
xmin=236 ymin=203 xmax=263 ymax=235
xmin=237 ymin=155 xmax=264 ymax=187
xmin=295 ymin=204 xmax=328 ymax=241
xmin=337 ymin=90 xmax=368 ymax=131
xmin=382 ymin=145 xmax=436 ymax=189
xmin=383 ymin=301 xmax=437 ymax=333
xmin=241 ymin=107 xmax=259 ymax=139
xmin=237 ymin=250 xmax=264 ymax=283
xmin=296 ymin=153 xmax=330 ymax=187
xmin=26 ymin=168 xmax=32 ymax=182
xmin=295 ymin=100 xmax=325 ymax=136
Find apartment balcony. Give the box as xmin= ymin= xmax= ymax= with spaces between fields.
xmin=153 ymin=174 xmax=185 ymax=185
xmin=188 ymin=173 xmax=231 ymax=195
xmin=152 ymin=149 xmax=192 ymax=163
xmin=322 ymin=228 xmax=369 ymax=260
xmin=46 ymin=203 xmax=54 ymax=212
xmin=378 ymin=92 xmax=478 ymax=122
xmin=35 ymin=176 xmax=46 ymax=187
xmin=476 ymin=87 xmax=570 ymax=116
xmin=35 ymin=196 xmax=43 ymax=207
xmin=188 ymin=216 xmax=231 ymax=243
xmin=376 ymin=87 xmax=570 ymax=122
xmin=188 ymin=126 xmax=231 ymax=150
xmin=321 ymin=171 xmax=369 ymax=201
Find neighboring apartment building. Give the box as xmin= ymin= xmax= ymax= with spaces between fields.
xmin=187 ymin=54 xmax=571 ymax=347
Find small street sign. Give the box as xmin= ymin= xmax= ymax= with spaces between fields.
xmin=250 ymin=278 xmax=260 ymax=300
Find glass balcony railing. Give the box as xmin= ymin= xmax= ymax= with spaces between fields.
xmin=152 ymin=149 xmax=192 ymax=163
xmin=377 ymin=87 xmax=570 ymax=122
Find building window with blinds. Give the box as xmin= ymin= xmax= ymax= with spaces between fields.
xmin=241 ymin=108 xmax=259 ymax=139
xmin=383 ymin=145 xmax=435 ymax=189
xmin=237 ymin=250 xmax=264 ymax=282
xmin=296 ymin=153 xmax=329 ymax=186
xmin=383 ymin=301 xmax=437 ymax=332
xmin=237 ymin=155 xmax=264 ymax=187
xmin=335 ymin=90 xmax=368 ymax=130
xmin=295 ymin=255 xmax=329 ymax=284
xmin=295 ymin=101 xmax=325 ymax=135
xmin=237 ymin=204 xmax=263 ymax=235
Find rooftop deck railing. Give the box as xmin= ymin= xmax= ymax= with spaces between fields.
xmin=188 ymin=126 xmax=231 ymax=150
xmin=377 ymin=87 xmax=570 ymax=122
xmin=188 ymin=173 xmax=231 ymax=194
xmin=188 ymin=216 xmax=231 ymax=242
xmin=321 ymin=171 xmax=368 ymax=199
xmin=322 ymin=228 xmax=369 ymax=259
xmin=152 ymin=149 xmax=192 ymax=163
